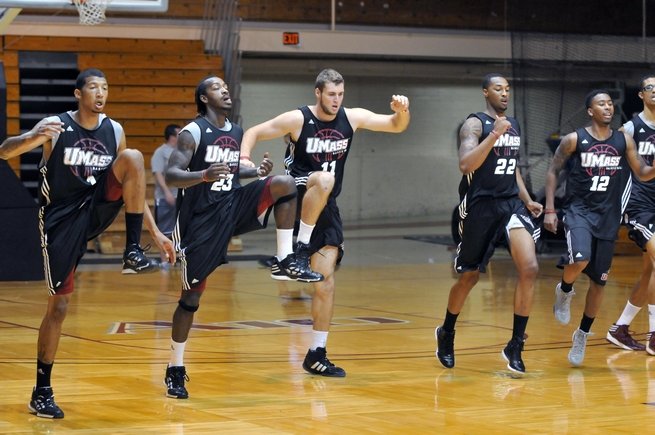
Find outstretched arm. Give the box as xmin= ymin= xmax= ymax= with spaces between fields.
xmin=544 ymin=132 xmax=577 ymax=233
xmin=346 ymin=95 xmax=410 ymax=133
xmin=0 ymin=118 xmax=63 ymax=160
xmin=241 ymin=110 xmax=304 ymax=167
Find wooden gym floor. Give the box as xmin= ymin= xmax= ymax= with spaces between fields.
xmin=1 ymin=220 xmax=653 ymax=433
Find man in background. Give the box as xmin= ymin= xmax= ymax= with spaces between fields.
xmin=152 ymin=124 xmax=181 ymax=268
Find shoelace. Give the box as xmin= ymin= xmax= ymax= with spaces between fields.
xmin=130 ymin=244 xmax=151 ymax=254
xmin=35 ymin=393 xmax=56 ymax=409
xmin=169 ymin=370 xmax=189 ymax=385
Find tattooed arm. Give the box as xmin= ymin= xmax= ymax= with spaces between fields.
xmin=458 ymin=115 xmax=511 ymax=174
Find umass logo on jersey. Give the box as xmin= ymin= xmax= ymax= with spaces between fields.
xmin=492 ymin=126 xmax=520 ymax=157
xmin=63 ymin=138 xmax=113 ymax=179
xmin=204 ymin=135 xmax=240 ymax=173
xmin=638 ymin=135 xmax=655 ymax=165
xmin=581 ymin=143 xmax=622 ymax=176
xmin=306 ymin=128 xmax=349 ymax=162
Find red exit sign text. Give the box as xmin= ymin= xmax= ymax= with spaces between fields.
xmin=283 ymin=32 xmax=300 ymax=46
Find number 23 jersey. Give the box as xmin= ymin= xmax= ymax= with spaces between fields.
xmin=177 ymin=117 xmax=243 ymax=212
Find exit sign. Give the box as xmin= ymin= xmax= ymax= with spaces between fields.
xmin=283 ymin=32 xmax=300 ymax=46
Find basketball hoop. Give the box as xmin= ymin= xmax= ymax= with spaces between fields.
xmin=72 ymin=0 xmax=111 ymax=25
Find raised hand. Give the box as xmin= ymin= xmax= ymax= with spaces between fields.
xmin=390 ymin=95 xmax=410 ymax=113
xmin=256 ymin=152 xmax=273 ymax=177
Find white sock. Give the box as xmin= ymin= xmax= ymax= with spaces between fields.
xmin=617 ymin=301 xmax=642 ymax=325
xmin=169 ymin=339 xmax=187 ymax=367
xmin=297 ymin=220 xmax=315 ymax=245
xmin=649 ymin=304 xmax=655 ymax=332
xmin=276 ymin=229 xmax=294 ymax=260
xmin=310 ymin=330 xmax=329 ymax=350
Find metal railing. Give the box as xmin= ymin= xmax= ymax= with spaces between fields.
xmin=201 ymin=0 xmax=242 ymax=125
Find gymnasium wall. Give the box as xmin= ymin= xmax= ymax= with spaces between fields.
xmin=4 ymin=5 xmax=655 ymax=222
xmin=238 ymin=60 xmax=489 ymax=221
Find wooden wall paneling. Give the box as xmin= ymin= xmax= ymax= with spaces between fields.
xmin=4 ymin=36 xmax=205 ymax=54
xmin=78 ymin=53 xmax=222 ymax=70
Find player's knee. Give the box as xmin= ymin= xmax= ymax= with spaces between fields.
xmin=178 ymin=298 xmax=199 ymax=313
xmin=117 ymin=148 xmax=144 ymax=167
xmin=271 ymin=174 xmax=297 ymax=194
xmin=459 ymin=271 xmax=479 ymax=288
xmin=519 ymin=259 xmax=539 ymax=280
xmin=47 ymin=297 xmax=70 ymax=322
xmin=313 ymin=276 xmax=335 ymax=297
xmin=309 ymin=171 xmax=335 ymax=193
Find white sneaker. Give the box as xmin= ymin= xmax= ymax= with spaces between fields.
xmin=553 ymin=283 xmax=575 ymax=325
xmin=647 ymin=332 xmax=655 ymax=356
xmin=568 ymin=328 xmax=591 ymax=367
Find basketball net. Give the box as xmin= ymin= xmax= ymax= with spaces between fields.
xmin=72 ymin=0 xmax=111 ymax=26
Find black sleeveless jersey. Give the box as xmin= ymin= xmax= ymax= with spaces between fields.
xmin=458 ymin=112 xmax=521 ymax=206
xmin=40 ymin=111 xmax=119 ymax=208
xmin=564 ymin=128 xmax=631 ymax=239
xmin=626 ymin=114 xmax=655 ymax=209
xmin=285 ymin=106 xmax=354 ymax=198
xmin=177 ymin=117 xmax=244 ymax=214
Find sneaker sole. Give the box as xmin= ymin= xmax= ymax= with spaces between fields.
xmin=166 ymin=392 xmax=189 ymax=399
xmin=605 ymin=331 xmax=644 ymax=351
xmin=568 ymin=355 xmax=583 ymax=367
xmin=302 ymin=363 xmax=346 ymax=377
xmin=271 ymin=274 xmax=323 ymax=283
xmin=122 ymin=266 xmax=158 ymax=275
xmin=501 ymin=349 xmax=525 ymax=375
xmin=270 ymin=274 xmax=294 ymax=281
xmin=28 ymin=404 xmax=63 ymax=419
xmin=647 ymin=345 xmax=655 ymax=356
xmin=296 ymin=276 xmax=324 ymax=283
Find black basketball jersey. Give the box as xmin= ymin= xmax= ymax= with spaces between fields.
xmin=626 ymin=114 xmax=655 ymax=209
xmin=285 ymin=106 xmax=354 ymax=198
xmin=177 ymin=117 xmax=244 ymax=216
xmin=564 ymin=128 xmax=631 ymax=239
xmin=40 ymin=111 xmax=120 ymax=208
xmin=458 ymin=112 xmax=521 ymax=206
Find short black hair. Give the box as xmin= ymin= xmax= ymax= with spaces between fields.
xmin=585 ymin=89 xmax=611 ymax=108
xmin=164 ymin=124 xmax=180 ymax=140
xmin=638 ymin=74 xmax=655 ymax=90
xmin=195 ymin=75 xmax=216 ymax=116
xmin=76 ymin=68 xmax=105 ymax=90
xmin=482 ymin=73 xmax=506 ymax=89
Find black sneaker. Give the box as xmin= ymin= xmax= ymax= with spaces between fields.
xmin=165 ymin=365 xmax=189 ymax=399
xmin=302 ymin=347 xmax=346 ymax=377
xmin=122 ymin=244 xmax=157 ymax=274
xmin=435 ymin=326 xmax=455 ymax=368
xmin=28 ymin=386 xmax=64 ymax=419
xmin=271 ymin=250 xmax=324 ymax=283
xmin=502 ymin=336 xmax=526 ymax=374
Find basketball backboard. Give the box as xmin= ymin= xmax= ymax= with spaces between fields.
xmin=0 ymin=0 xmax=168 ymax=12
